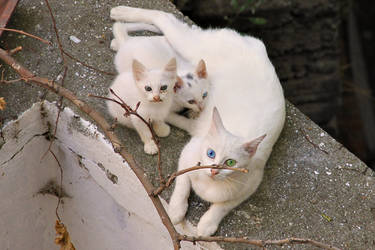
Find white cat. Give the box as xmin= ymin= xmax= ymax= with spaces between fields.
xmin=111 ymin=22 xmax=211 ymax=127
xmin=110 ymin=6 xmax=285 ymax=236
xmin=107 ymin=57 xmax=177 ymax=155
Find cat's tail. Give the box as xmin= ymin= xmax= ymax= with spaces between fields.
xmin=110 ymin=22 xmax=130 ymax=51
xmin=123 ymin=23 xmax=162 ymax=34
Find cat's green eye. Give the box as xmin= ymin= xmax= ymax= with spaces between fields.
xmin=160 ymin=85 xmax=168 ymax=91
xmin=202 ymin=92 xmax=208 ymax=98
xmin=145 ymin=86 xmax=152 ymax=91
xmin=225 ymin=159 xmax=237 ymax=167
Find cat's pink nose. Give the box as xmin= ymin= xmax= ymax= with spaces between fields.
xmin=198 ymin=103 xmax=204 ymax=111
xmin=153 ymin=95 xmax=161 ymax=102
xmin=210 ymin=169 xmax=219 ymax=177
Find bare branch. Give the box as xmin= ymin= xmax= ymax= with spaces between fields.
xmin=90 ymin=90 xmax=164 ymax=183
xmin=299 ymin=127 xmax=329 ymax=155
xmin=0 ymin=28 xmax=51 ymax=45
xmin=177 ymin=235 xmax=342 ymax=250
xmin=153 ymin=164 xmax=248 ymax=196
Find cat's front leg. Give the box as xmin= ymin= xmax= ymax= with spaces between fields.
xmin=168 ymin=173 xmax=191 ymax=224
xmin=152 ymin=120 xmax=170 ymax=137
xmin=197 ymin=199 xmax=242 ymax=236
xmin=132 ymin=117 xmax=158 ymax=155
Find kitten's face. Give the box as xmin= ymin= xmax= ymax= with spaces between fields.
xmin=132 ymin=58 xmax=177 ymax=103
xmin=175 ymin=60 xmax=210 ymax=112
xmin=199 ymin=108 xmax=265 ymax=180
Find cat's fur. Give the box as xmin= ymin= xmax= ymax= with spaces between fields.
xmin=111 ymin=22 xmax=211 ymax=125
xmin=110 ymin=6 xmax=285 ymax=236
xmin=107 ymin=58 xmax=177 ymax=155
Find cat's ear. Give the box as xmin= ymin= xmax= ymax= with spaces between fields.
xmin=196 ymin=59 xmax=207 ymax=79
xmin=243 ymin=134 xmax=266 ymax=157
xmin=208 ymin=107 xmax=225 ymax=137
xmin=132 ymin=59 xmax=147 ymax=81
xmin=174 ymin=76 xmax=184 ymax=93
xmin=164 ymin=57 xmax=177 ymax=75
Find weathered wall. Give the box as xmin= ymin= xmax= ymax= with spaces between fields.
xmin=177 ymin=0 xmax=342 ymax=132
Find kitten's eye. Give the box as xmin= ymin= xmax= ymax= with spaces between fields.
xmin=207 ymin=148 xmax=216 ymax=159
xmin=188 ymin=100 xmax=196 ymax=104
xmin=202 ymin=92 xmax=208 ymax=98
xmin=160 ymin=85 xmax=168 ymax=91
xmin=225 ymin=159 xmax=237 ymax=167
xmin=145 ymin=86 xmax=152 ymax=92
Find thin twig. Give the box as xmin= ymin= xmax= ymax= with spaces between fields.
xmin=44 ymin=0 xmax=115 ymax=76
xmin=177 ymin=235 xmax=342 ymax=250
xmin=62 ymin=51 xmax=116 ymax=76
xmin=0 ymin=28 xmax=51 ymax=45
xmin=8 ymin=46 xmax=23 ymax=55
xmin=299 ymin=127 xmax=329 ymax=155
xmin=89 ymin=91 xmax=164 ymax=183
xmin=41 ymin=0 xmax=69 ymax=223
xmin=153 ymin=164 xmax=248 ymax=196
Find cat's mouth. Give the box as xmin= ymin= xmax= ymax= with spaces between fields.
xmin=151 ymin=95 xmax=162 ymax=102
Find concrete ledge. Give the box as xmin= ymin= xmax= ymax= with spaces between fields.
xmin=0 ymin=0 xmax=374 ymax=249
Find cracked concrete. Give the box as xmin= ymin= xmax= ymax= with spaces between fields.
xmin=0 ymin=0 xmax=374 ymax=249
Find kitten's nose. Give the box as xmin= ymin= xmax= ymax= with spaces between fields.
xmin=198 ymin=103 xmax=204 ymax=111
xmin=211 ymin=169 xmax=219 ymax=177
xmin=153 ymin=95 xmax=161 ymax=102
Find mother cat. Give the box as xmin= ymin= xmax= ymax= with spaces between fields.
xmin=111 ymin=6 xmax=285 ymax=236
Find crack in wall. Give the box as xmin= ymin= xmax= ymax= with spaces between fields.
xmin=0 ymin=131 xmax=49 ymax=166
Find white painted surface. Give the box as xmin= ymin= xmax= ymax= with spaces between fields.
xmin=0 ymin=102 xmax=221 ymax=250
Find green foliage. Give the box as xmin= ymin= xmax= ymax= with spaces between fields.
xmin=249 ymin=17 xmax=267 ymax=25
xmin=230 ymin=0 xmax=267 ymax=25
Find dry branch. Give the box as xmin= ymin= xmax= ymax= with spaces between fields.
xmin=177 ymin=235 xmax=341 ymax=250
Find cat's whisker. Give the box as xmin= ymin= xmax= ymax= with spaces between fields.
xmin=225 ymin=176 xmax=248 ymax=187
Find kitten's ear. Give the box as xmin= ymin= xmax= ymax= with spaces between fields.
xmin=132 ymin=59 xmax=147 ymax=81
xmin=174 ymin=76 xmax=184 ymax=93
xmin=243 ymin=134 xmax=266 ymax=157
xmin=208 ymin=107 xmax=226 ymax=137
xmin=164 ymin=57 xmax=177 ymax=75
xmin=196 ymin=59 xmax=207 ymax=79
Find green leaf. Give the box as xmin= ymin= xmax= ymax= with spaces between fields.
xmin=249 ymin=17 xmax=267 ymax=25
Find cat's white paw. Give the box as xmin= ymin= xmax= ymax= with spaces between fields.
xmin=168 ymin=200 xmax=188 ymax=225
xmin=197 ymin=215 xmax=220 ymax=236
xmin=110 ymin=39 xmax=119 ymax=51
xmin=153 ymin=122 xmax=170 ymax=137
xmin=144 ymin=141 xmax=158 ymax=155
xmin=110 ymin=6 xmax=136 ymax=21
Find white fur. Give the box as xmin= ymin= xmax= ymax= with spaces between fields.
xmin=110 ymin=6 xmax=285 ymax=236
xmin=111 ymin=22 xmax=211 ymax=132
xmin=107 ymin=57 xmax=177 ymax=155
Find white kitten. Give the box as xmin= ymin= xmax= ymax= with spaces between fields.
xmin=110 ymin=6 xmax=285 ymax=236
xmin=169 ymin=108 xmax=266 ymax=236
xmin=107 ymin=58 xmax=177 ymax=155
xmin=111 ymin=22 xmax=211 ymax=131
